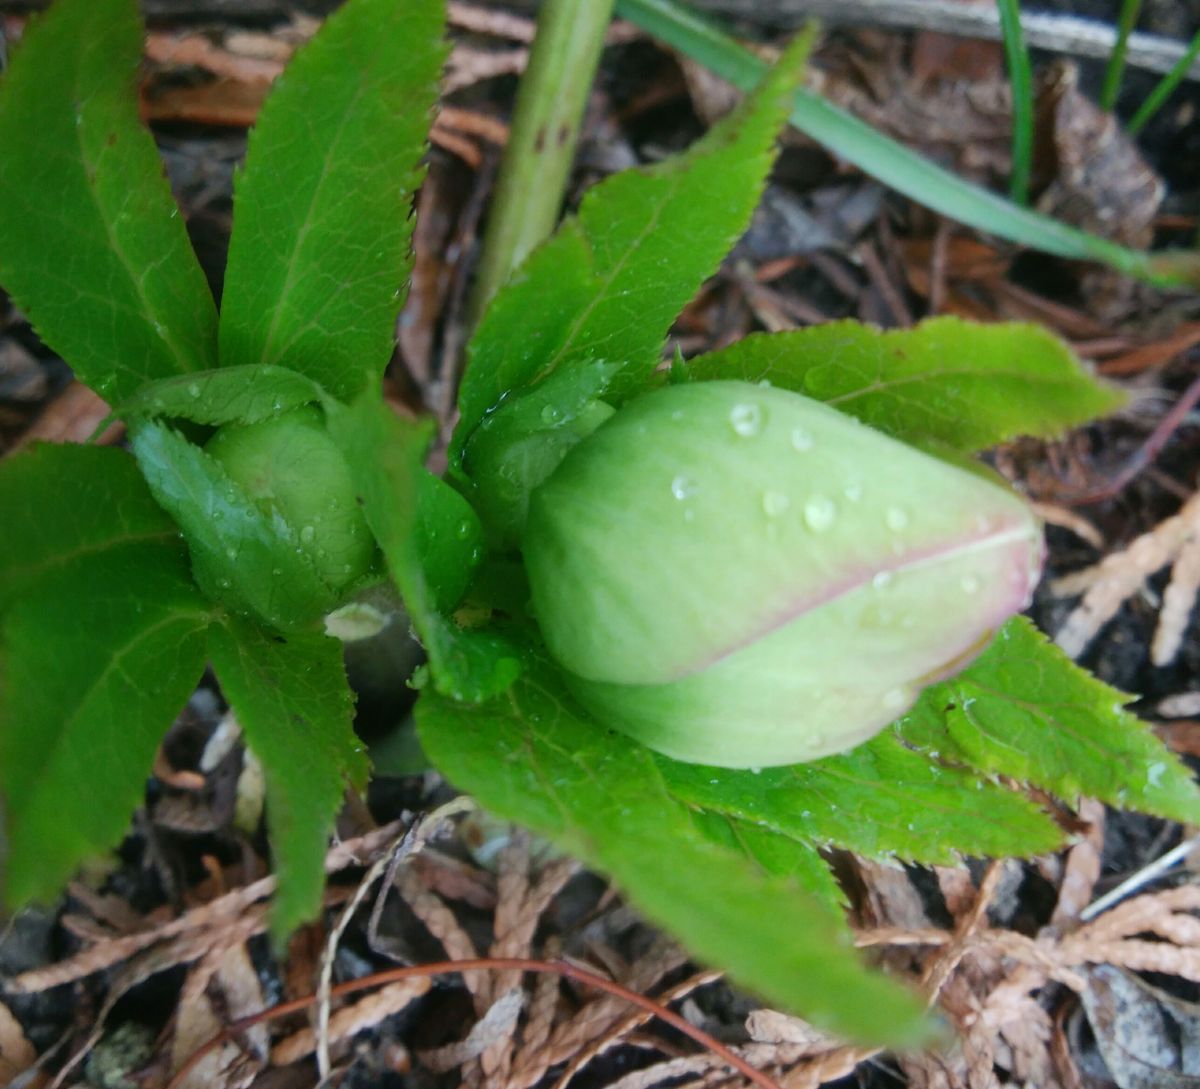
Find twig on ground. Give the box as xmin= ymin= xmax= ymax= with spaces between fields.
xmin=165 ymin=956 xmax=787 ymax=1089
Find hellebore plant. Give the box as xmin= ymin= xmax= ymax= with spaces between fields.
xmin=1 ymin=0 xmax=1198 ymax=1046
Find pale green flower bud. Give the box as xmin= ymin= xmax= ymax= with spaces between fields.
xmin=524 ymin=381 xmax=1043 ymax=768
xmin=206 ymin=406 xmax=375 ymax=595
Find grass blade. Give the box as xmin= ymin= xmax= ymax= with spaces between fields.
xmin=997 ymin=0 xmax=1033 ymax=205
xmin=615 ymin=0 xmax=1200 ymax=289
xmin=1101 ymin=0 xmax=1143 ymax=111
xmin=1129 ymin=27 xmax=1200 ymax=135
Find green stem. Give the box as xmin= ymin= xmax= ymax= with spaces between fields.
xmin=996 ymin=0 xmax=1032 ymax=206
xmin=1128 ymin=27 xmax=1200 ymax=135
xmin=615 ymin=0 xmax=1199 ymax=290
xmin=1101 ymin=0 xmax=1142 ymax=111
xmin=469 ymin=0 xmax=616 ymax=325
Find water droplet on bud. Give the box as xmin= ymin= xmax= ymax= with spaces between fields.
xmin=670 ymin=475 xmax=695 ymax=500
xmin=886 ymin=507 xmax=909 ymax=531
xmin=803 ymin=494 xmax=836 ymax=532
xmin=300 ymin=525 xmax=316 ymax=544
xmin=729 ymin=403 xmax=763 ymax=437
xmin=961 ymin=574 xmax=980 ymax=594
xmin=790 ymin=426 xmax=812 ymax=451
xmin=872 ymin=571 xmax=893 ymax=590
xmin=762 ymin=491 xmax=789 ymax=517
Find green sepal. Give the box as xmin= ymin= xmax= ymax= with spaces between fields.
xmin=463 ymin=358 xmax=620 ymax=546
xmin=416 ymin=472 xmax=484 ymax=613
xmin=327 ymin=392 xmax=522 ymax=702
xmin=129 ymin=420 xmax=338 ymax=631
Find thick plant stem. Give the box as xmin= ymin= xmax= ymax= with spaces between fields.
xmin=469 ymin=0 xmax=616 ymax=325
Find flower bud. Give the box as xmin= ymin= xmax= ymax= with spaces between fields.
xmin=206 ymin=406 xmax=375 ymax=595
xmin=523 ymin=381 xmax=1042 ymax=768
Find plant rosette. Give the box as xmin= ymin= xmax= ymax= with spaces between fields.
xmin=524 ymin=380 xmax=1043 ymax=767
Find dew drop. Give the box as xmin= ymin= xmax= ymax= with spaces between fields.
xmin=540 ymin=404 xmax=561 ymax=426
xmin=882 ymin=686 xmax=910 ymax=712
xmin=872 ymin=571 xmax=893 ymax=590
xmin=885 ymin=506 xmax=909 ymax=531
xmin=455 ymin=519 xmax=473 ymax=540
xmin=843 ymin=482 xmax=863 ymax=502
xmin=789 ymin=426 xmax=813 ymax=452
xmin=299 ymin=525 xmax=316 ymax=544
xmin=683 ymin=509 xmax=695 ymax=522
xmin=670 ymin=409 xmax=685 ymax=422
xmin=225 ymin=547 xmax=238 ymax=560
xmin=762 ymin=490 xmax=789 ymax=517
xmin=271 ymin=568 xmax=282 ymax=576
xmin=187 ymin=383 xmax=201 ymax=398
xmin=670 ymin=475 xmax=695 ymax=501
xmin=729 ymin=402 xmax=763 ymax=437
xmin=803 ymin=494 xmax=836 ymax=532
xmin=960 ymin=574 xmax=980 ymax=594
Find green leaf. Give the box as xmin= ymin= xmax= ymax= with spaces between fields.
xmin=117 ymin=366 xmax=326 ymax=427
xmin=0 ymin=443 xmax=179 ymax=610
xmin=686 ymin=318 xmax=1126 ymax=452
xmin=327 ymin=393 xmax=521 ymax=701
xmin=129 ymin=420 xmax=337 ymax=630
xmin=454 ymin=223 xmax=601 ymax=468
xmin=218 ymin=0 xmax=446 ymax=400
xmin=0 ymin=0 xmax=217 ymax=404
xmin=455 ymin=30 xmax=810 ymax=448
xmin=660 ymin=732 xmax=1063 ymax=865
xmin=417 ymin=657 xmax=930 ymax=1046
xmin=900 ymin=617 xmax=1200 ymax=824
xmin=1 ymin=543 xmax=210 ymax=906
xmin=209 ymin=616 xmax=367 ymax=939
xmin=462 ymin=358 xmax=619 ymax=545
xmin=415 ymin=472 xmax=484 ymax=613
xmin=687 ymin=809 xmax=847 ymax=915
